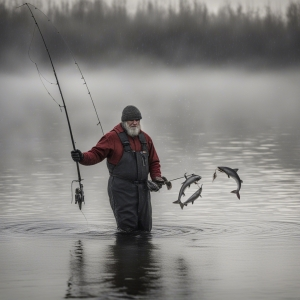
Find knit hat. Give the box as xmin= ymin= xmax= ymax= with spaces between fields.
xmin=121 ymin=105 xmax=142 ymax=122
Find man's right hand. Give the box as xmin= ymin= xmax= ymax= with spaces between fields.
xmin=71 ymin=149 xmax=84 ymax=162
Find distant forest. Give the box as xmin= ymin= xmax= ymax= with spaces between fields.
xmin=1 ymin=0 xmax=300 ymax=67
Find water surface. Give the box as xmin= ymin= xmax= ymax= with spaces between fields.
xmin=0 ymin=66 xmax=300 ymax=299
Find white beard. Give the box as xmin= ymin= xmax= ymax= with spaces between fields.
xmin=122 ymin=122 xmax=141 ymax=137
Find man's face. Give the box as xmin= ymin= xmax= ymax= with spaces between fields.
xmin=127 ymin=120 xmax=140 ymax=127
xmin=124 ymin=119 xmax=141 ymax=137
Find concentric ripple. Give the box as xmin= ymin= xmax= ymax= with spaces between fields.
xmin=1 ymin=219 xmax=299 ymax=240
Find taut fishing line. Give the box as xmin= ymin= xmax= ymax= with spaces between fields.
xmin=23 ymin=3 xmax=104 ymax=133
xmin=17 ymin=3 xmax=104 ymax=132
xmin=27 ymin=25 xmax=63 ymax=110
xmin=17 ymin=3 xmax=103 ymax=218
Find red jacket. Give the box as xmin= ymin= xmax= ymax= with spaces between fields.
xmin=80 ymin=123 xmax=161 ymax=180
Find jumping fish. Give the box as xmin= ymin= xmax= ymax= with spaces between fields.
xmin=182 ymin=184 xmax=203 ymax=209
xmin=173 ymin=173 xmax=201 ymax=208
xmin=213 ymin=166 xmax=243 ymax=199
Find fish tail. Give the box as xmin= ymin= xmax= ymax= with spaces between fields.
xmin=231 ymin=190 xmax=240 ymax=200
xmin=173 ymin=200 xmax=181 ymax=204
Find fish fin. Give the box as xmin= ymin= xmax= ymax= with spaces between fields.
xmin=241 ymin=180 xmax=243 ymax=183
xmin=200 ymin=195 xmax=202 ymax=198
xmin=173 ymin=200 xmax=181 ymax=204
xmin=184 ymin=203 xmax=188 ymax=206
xmin=234 ymin=169 xmax=239 ymax=172
xmin=180 ymin=203 xmax=184 ymax=209
xmin=231 ymin=190 xmax=240 ymax=200
xmin=192 ymin=201 xmax=194 ymax=204
xmin=212 ymin=171 xmax=217 ymax=182
xmin=228 ymin=175 xmax=230 ymax=178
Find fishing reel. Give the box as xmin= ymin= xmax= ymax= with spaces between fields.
xmin=74 ymin=183 xmax=85 ymax=210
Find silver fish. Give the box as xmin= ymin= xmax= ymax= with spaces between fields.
xmin=173 ymin=173 xmax=201 ymax=208
xmin=213 ymin=166 xmax=243 ymax=199
xmin=182 ymin=184 xmax=203 ymax=209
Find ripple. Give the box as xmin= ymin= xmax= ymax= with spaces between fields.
xmin=200 ymin=221 xmax=300 ymax=238
xmin=151 ymin=226 xmax=203 ymax=237
xmin=1 ymin=220 xmax=299 ymax=240
xmin=0 ymin=221 xmax=203 ymax=239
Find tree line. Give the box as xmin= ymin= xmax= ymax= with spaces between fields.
xmin=1 ymin=0 xmax=300 ymax=68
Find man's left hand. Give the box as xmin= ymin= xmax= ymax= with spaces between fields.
xmin=154 ymin=176 xmax=172 ymax=190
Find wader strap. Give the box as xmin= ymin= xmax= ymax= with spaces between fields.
xmin=118 ymin=131 xmax=148 ymax=153
xmin=138 ymin=133 xmax=148 ymax=153
xmin=118 ymin=132 xmax=131 ymax=152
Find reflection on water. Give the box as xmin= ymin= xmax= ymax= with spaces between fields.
xmin=66 ymin=233 xmax=161 ymax=299
xmin=104 ymin=233 xmax=161 ymax=298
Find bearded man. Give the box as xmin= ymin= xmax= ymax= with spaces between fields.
xmin=71 ymin=105 xmax=166 ymax=232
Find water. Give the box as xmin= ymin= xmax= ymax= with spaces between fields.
xmin=1 ymin=66 xmax=300 ymax=299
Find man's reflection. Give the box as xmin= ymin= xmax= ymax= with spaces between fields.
xmin=104 ymin=232 xmax=161 ymax=296
xmin=65 ymin=240 xmax=86 ymax=298
xmin=65 ymin=233 xmax=161 ymax=298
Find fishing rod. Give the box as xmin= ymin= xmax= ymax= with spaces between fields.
xmin=21 ymin=3 xmax=85 ymax=210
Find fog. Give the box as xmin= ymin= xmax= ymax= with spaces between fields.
xmin=1 ymin=0 xmax=300 ymax=171
xmin=1 ymin=64 xmax=300 ymax=171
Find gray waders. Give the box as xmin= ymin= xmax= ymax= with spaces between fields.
xmin=107 ymin=132 xmax=152 ymax=232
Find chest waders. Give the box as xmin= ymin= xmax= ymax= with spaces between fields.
xmin=107 ymin=131 xmax=152 ymax=232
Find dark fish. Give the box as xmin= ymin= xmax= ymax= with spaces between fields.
xmin=75 ymin=187 xmax=84 ymax=210
xmin=182 ymin=184 xmax=203 ymax=209
xmin=213 ymin=166 xmax=243 ymax=199
xmin=173 ymin=173 xmax=202 ymax=208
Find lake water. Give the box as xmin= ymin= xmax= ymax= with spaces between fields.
xmin=0 ymin=65 xmax=300 ymax=299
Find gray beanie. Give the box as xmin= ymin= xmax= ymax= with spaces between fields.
xmin=121 ymin=105 xmax=142 ymax=122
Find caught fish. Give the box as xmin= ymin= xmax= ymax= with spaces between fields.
xmin=75 ymin=187 xmax=84 ymax=210
xmin=182 ymin=184 xmax=203 ymax=209
xmin=173 ymin=173 xmax=201 ymax=208
xmin=213 ymin=166 xmax=243 ymax=199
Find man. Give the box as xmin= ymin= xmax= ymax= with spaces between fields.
xmin=71 ymin=105 xmax=167 ymax=232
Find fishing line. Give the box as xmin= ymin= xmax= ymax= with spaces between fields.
xmin=169 ymin=173 xmax=194 ymax=182
xmin=17 ymin=3 xmax=104 ymax=134
xmin=28 ymin=24 xmax=63 ymax=110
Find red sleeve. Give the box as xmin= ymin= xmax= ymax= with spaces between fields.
xmin=79 ymin=134 xmax=113 ymax=166
xmin=146 ymin=135 xmax=162 ymax=180
xmin=79 ymin=129 xmax=162 ymax=180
